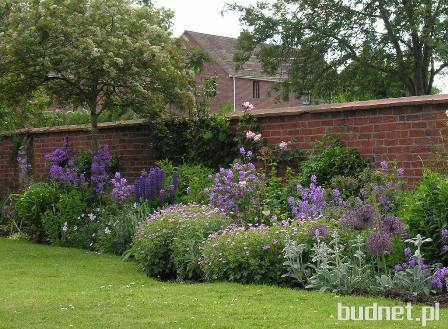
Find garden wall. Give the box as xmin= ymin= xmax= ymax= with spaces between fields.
xmin=1 ymin=94 xmax=448 ymax=199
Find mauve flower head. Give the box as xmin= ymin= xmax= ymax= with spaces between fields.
xmin=381 ymin=215 xmax=408 ymax=240
xmin=442 ymin=228 xmax=448 ymax=240
xmin=397 ymin=168 xmax=405 ymax=178
xmin=239 ymin=147 xmax=246 ymax=155
xmin=443 ymin=245 xmax=448 ymax=253
xmin=309 ymin=224 xmax=329 ymax=239
xmin=340 ymin=202 xmax=377 ymax=230
xmin=404 ymin=247 xmax=412 ymax=258
xmin=366 ymin=231 xmax=393 ymax=256
xmin=246 ymin=151 xmax=253 ymax=159
xmin=432 ymin=267 xmax=448 ymax=291
xmin=380 ymin=160 xmax=389 ymax=171
xmin=278 ymin=141 xmax=288 ymax=150
xmin=262 ymin=244 xmax=271 ymax=251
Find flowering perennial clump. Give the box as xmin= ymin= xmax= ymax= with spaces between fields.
xmin=110 ymin=172 xmax=133 ymax=203
xmin=206 ymin=158 xmax=263 ymax=214
xmin=288 ymin=175 xmax=328 ymax=221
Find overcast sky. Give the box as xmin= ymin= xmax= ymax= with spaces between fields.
xmin=155 ymin=0 xmax=447 ymax=93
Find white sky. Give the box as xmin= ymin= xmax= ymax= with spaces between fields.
xmin=156 ymin=0 xmax=447 ymax=93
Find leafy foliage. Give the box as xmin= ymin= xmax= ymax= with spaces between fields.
xmin=400 ymin=171 xmax=448 ymax=265
xmin=9 ymin=183 xmax=60 ymax=242
xmin=299 ymin=138 xmax=369 ymax=187
xmin=149 ymin=115 xmax=238 ymax=169
xmin=0 ymin=0 xmax=197 ymax=147
xmin=228 ymin=0 xmax=448 ymax=99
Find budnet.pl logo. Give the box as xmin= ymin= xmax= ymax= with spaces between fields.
xmin=337 ymin=302 xmax=440 ymax=327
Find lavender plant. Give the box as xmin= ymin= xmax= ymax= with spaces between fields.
xmin=288 ymin=175 xmax=328 ymax=221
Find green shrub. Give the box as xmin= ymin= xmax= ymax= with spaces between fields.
xmin=95 ymin=202 xmax=154 ymax=255
xmin=156 ymin=160 xmax=213 ymax=204
xmin=400 ymin=171 xmax=448 ymax=265
xmin=41 ymin=188 xmax=98 ymax=249
xmin=200 ymin=220 xmax=352 ymax=285
xmin=132 ymin=204 xmax=232 ymax=281
xmin=299 ymin=138 xmax=369 ymax=187
xmin=10 ymin=183 xmax=60 ymax=241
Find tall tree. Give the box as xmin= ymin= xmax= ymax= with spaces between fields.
xmin=0 ymin=0 xmax=196 ymax=148
xmin=228 ymin=0 xmax=448 ymax=99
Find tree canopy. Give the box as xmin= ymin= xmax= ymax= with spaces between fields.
xmin=0 ymin=0 xmax=198 ymax=147
xmin=228 ymin=0 xmax=448 ymax=101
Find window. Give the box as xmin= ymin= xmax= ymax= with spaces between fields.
xmin=253 ymin=81 xmax=260 ymax=98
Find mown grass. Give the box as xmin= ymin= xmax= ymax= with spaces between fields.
xmin=0 ymin=238 xmax=447 ymax=328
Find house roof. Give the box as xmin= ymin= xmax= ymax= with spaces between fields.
xmin=182 ymin=30 xmax=286 ymax=82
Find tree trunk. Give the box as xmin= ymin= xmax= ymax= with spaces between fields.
xmin=89 ymin=102 xmax=98 ymax=151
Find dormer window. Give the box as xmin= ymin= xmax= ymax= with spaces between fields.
xmin=253 ymin=81 xmax=260 ymax=98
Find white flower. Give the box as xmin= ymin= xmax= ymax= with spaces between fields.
xmin=88 ymin=213 xmax=96 ymax=221
xmin=278 ymin=141 xmax=288 ymax=150
xmin=104 ymin=227 xmax=111 ymax=235
xmin=73 ymin=226 xmax=78 ymax=231
xmin=62 ymin=222 xmax=68 ymax=232
xmin=445 ymin=109 xmax=448 ymax=117
xmin=253 ymin=134 xmax=262 ymax=142
xmin=262 ymin=210 xmax=271 ymax=217
xmin=239 ymin=181 xmax=247 ymax=188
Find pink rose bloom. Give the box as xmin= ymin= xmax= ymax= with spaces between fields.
xmin=279 ymin=141 xmax=288 ymax=150
xmin=242 ymin=101 xmax=254 ymax=112
xmin=246 ymin=131 xmax=256 ymax=140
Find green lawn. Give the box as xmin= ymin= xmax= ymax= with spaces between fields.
xmin=0 ymin=239 xmax=447 ymax=329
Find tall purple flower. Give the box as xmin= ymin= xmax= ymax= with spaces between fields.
xmin=433 ymin=268 xmax=448 ymax=291
xmin=169 ymin=184 xmax=175 ymax=204
xmin=134 ymin=167 xmax=168 ymax=203
xmin=340 ymin=201 xmax=377 ymax=230
xmin=90 ymin=145 xmax=112 ymax=193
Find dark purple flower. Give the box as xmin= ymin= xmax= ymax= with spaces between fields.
xmin=432 ymin=268 xmax=448 ymax=291
xmin=366 ymin=231 xmax=393 ymax=256
xmin=381 ymin=215 xmax=408 ymax=239
xmin=397 ymin=168 xmax=405 ymax=178
xmin=380 ymin=160 xmax=389 ymax=171
xmin=340 ymin=202 xmax=377 ymax=230
xmin=172 ymin=172 xmax=179 ymax=190
xmin=160 ymin=189 xmax=166 ymax=204
xmin=169 ymin=184 xmax=175 ymax=204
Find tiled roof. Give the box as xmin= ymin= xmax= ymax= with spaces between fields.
xmin=183 ymin=30 xmax=286 ymax=82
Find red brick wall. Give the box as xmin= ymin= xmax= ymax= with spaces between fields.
xmin=1 ymin=95 xmax=448 ymax=199
xmin=236 ymin=95 xmax=448 ymax=184
xmin=0 ymin=121 xmax=156 ymax=200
